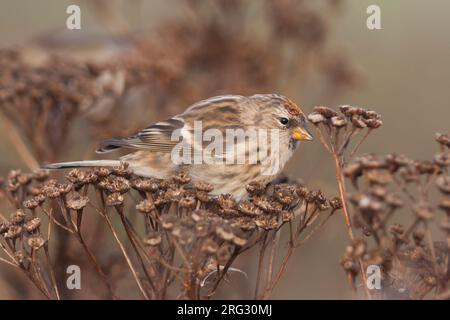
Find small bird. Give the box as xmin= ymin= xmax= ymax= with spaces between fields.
xmin=45 ymin=94 xmax=313 ymax=198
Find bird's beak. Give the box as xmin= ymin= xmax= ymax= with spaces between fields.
xmin=291 ymin=126 xmax=313 ymax=141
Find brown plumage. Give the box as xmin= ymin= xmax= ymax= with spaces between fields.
xmin=44 ymin=94 xmax=313 ymax=199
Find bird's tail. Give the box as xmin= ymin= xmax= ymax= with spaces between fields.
xmin=43 ymin=160 xmax=122 ymax=170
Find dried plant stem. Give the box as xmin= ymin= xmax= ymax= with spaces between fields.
xmin=332 ymin=154 xmax=354 ymax=239
xmin=44 ymin=244 xmax=61 ymax=300
xmin=295 ymin=210 xmax=335 ymax=247
xmin=332 ymin=153 xmax=371 ymax=298
xmin=0 ymin=256 xmax=16 ymax=267
xmin=262 ymin=242 xmax=294 ymax=299
xmin=30 ymin=249 xmax=52 ymax=299
xmin=265 ymin=231 xmax=280 ymax=288
xmin=0 ymin=113 xmax=39 ymax=171
xmin=76 ymin=231 xmax=118 ymax=299
xmin=103 ymin=211 xmax=150 ymax=300
xmin=349 ymin=129 xmax=372 ymax=158
xmin=116 ymin=210 xmax=157 ymax=294
xmin=254 ymin=233 xmax=269 ymax=299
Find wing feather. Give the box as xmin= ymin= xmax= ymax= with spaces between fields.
xmin=96 ymin=117 xmax=188 ymax=153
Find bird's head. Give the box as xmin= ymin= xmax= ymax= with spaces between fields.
xmin=250 ymin=94 xmax=313 ymax=145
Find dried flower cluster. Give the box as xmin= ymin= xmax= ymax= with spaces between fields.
xmin=0 ymin=163 xmax=340 ymax=299
xmin=341 ymin=134 xmax=450 ymax=299
xmin=0 ymin=1 xmax=364 ymax=299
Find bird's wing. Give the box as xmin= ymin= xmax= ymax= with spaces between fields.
xmin=96 ymin=95 xmax=250 ymax=155
xmin=96 ymin=117 xmax=189 ymax=153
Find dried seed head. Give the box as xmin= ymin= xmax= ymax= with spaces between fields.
xmin=195 ymin=190 xmax=210 ymax=203
xmin=385 ymin=193 xmax=404 ymax=209
xmin=331 ymin=115 xmax=347 ymax=128
xmin=4 ymin=225 xmax=22 ymax=239
xmin=179 ymin=196 xmax=196 ymax=209
xmin=106 ymin=177 xmax=130 ymax=194
xmin=351 ymin=115 xmax=367 ymax=128
xmin=34 ymin=194 xmax=46 ymax=205
xmin=238 ymin=200 xmax=263 ymax=217
xmin=413 ymin=203 xmax=434 ymax=220
xmin=17 ymin=173 xmax=32 ymax=186
xmin=295 ymin=186 xmax=308 ymax=198
xmin=194 ymin=181 xmax=214 ymax=192
xmin=313 ymin=106 xmax=338 ymax=118
xmin=202 ymin=239 xmax=219 ymax=254
xmin=329 ymin=197 xmax=343 ymax=210
xmin=159 ymin=214 xmax=177 ymax=230
xmin=66 ymin=169 xmax=86 ymax=184
xmin=178 ymin=229 xmax=195 ymax=245
xmin=255 ymin=216 xmax=279 ymax=230
xmin=27 ymin=236 xmax=45 ymax=250
xmin=358 ymin=195 xmax=383 ymax=214
xmin=366 ymin=170 xmax=392 ymax=185
xmin=341 ymin=258 xmax=357 ymax=273
xmin=165 ymin=188 xmax=184 ymax=202
xmin=386 ymin=153 xmax=411 ymax=172
xmin=351 ymin=239 xmax=367 ymax=257
xmin=136 ymin=199 xmax=155 ymax=214
xmin=143 ymin=232 xmax=162 ymax=246
xmin=253 ymin=196 xmax=282 ymax=214
xmin=131 ymin=178 xmax=159 ymax=192
xmin=94 ymin=167 xmax=111 ymax=177
xmin=215 ymin=224 xmax=234 ymax=241
xmin=58 ymin=183 xmax=73 ymax=195
xmin=435 ymin=133 xmax=450 ymax=148
xmin=398 ymin=165 xmax=420 ymax=183
xmin=416 ymin=161 xmax=435 ymax=175
xmin=273 ymin=184 xmax=297 ymax=205
xmin=172 ymin=172 xmax=191 ymax=184
xmin=216 ymin=244 xmax=233 ymax=263
xmin=23 ymin=198 xmax=39 ymax=210
xmin=231 ymin=228 xmax=247 ymax=247
xmin=24 ymin=217 xmax=41 ymax=233
xmin=218 ymin=193 xmax=237 ymax=210
xmin=0 ymin=223 xmax=9 ymax=235
xmin=112 ymin=162 xmax=132 ymax=177
xmin=106 ymin=193 xmax=124 ymax=206
xmin=245 ymin=181 xmax=266 ymax=195
xmin=281 ymin=210 xmax=294 ymax=222
xmin=232 ymin=217 xmax=256 ymax=231
xmin=307 ymin=112 xmax=326 ymax=124
xmin=14 ymin=251 xmax=24 ymax=264
xmin=10 ymin=209 xmax=26 ymax=225
xmin=339 ymin=105 xmax=351 ymax=114
xmin=66 ymin=193 xmax=89 ymax=210
xmin=363 ymin=118 xmax=383 ymax=129
xmin=32 ymin=169 xmax=49 ymax=182
xmin=434 ymin=153 xmax=450 ymax=167
xmin=370 ymin=186 xmax=387 ymax=199
xmin=45 ymin=186 xmax=61 ymax=199
xmin=154 ymin=190 xmax=169 ymax=207
xmin=436 ymin=175 xmax=450 ymax=194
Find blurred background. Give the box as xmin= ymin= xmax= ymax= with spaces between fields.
xmin=0 ymin=0 xmax=449 ymax=299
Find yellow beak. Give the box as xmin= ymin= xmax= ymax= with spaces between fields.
xmin=291 ymin=127 xmax=313 ymax=141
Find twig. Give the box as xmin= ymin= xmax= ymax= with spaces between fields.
xmin=0 ymin=113 xmax=39 ymax=171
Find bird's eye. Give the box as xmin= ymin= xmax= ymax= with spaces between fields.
xmin=279 ymin=117 xmax=289 ymax=125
